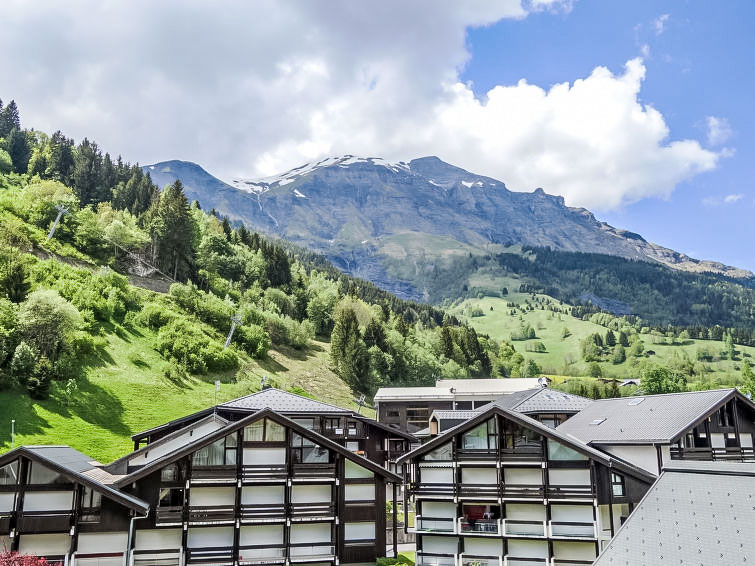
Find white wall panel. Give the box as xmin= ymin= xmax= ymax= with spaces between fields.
xmin=505 ymin=504 xmax=545 ymax=521
xmin=289 ymin=523 xmax=331 ymax=544
xmin=23 ymin=491 xmax=73 ymax=511
xmin=420 ymin=468 xmax=453 ymax=484
xmin=135 ymin=529 xmax=182 ymax=550
xmin=19 ymin=534 xmax=70 ymax=556
xmin=239 ymin=525 xmax=283 ymax=546
xmin=463 ymin=537 xmax=502 ymax=556
xmin=77 ymin=532 xmax=128 ymax=553
xmin=187 ymin=527 xmax=234 ymax=547
xmin=503 ymin=468 xmax=541 ymax=485
xmin=76 ymin=557 xmax=122 ymax=566
xmin=506 ymin=539 xmax=548 ymax=558
xmin=241 ymin=485 xmax=284 ymax=505
xmin=344 ymin=522 xmax=375 ymax=540
xmin=243 ymin=448 xmax=285 ymax=465
xmin=420 ymin=501 xmax=457 ymax=520
xmin=0 ymin=492 xmax=15 ymax=512
xmin=344 ymin=484 xmax=374 ymax=501
xmin=292 ymin=484 xmax=331 ymax=503
xmin=550 ymin=504 xmax=593 ymax=522
xmin=552 ymin=542 xmax=597 ymax=561
xmin=421 ymin=535 xmax=458 ymax=554
xmin=602 ymin=445 xmax=658 ymax=474
xmin=461 ymin=467 xmax=497 ymax=484
xmin=548 ymin=468 xmax=591 ymax=486
xmin=190 ymin=487 xmax=235 ymax=506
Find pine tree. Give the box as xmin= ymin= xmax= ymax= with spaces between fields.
xmin=73 ymin=138 xmax=104 ymax=205
xmin=0 ymin=251 xmax=30 ymax=303
xmin=146 ymin=180 xmax=196 ymax=280
xmin=47 ymin=131 xmax=75 ymax=184
xmin=7 ymin=129 xmax=30 ymax=173
xmin=331 ymin=307 xmax=362 ymax=374
xmin=440 ymin=325 xmax=454 ymax=359
xmin=363 ymin=318 xmax=387 ymax=351
xmin=605 ymin=329 xmax=616 ymax=347
xmin=0 ymin=100 xmax=21 ymax=137
xmin=618 ymin=330 xmax=629 ymax=347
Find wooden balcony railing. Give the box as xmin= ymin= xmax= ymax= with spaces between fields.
xmin=242 ymin=464 xmax=287 ymax=481
xmin=188 ymin=505 xmax=235 ymax=524
xmin=289 ymin=501 xmax=335 ymax=518
xmin=458 ymin=483 xmax=499 ymax=498
xmin=288 ymin=543 xmax=335 ymax=561
xmin=132 ymin=548 xmax=181 ymax=566
xmin=546 ymin=485 xmax=594 ymax=499
xmin=17 ymin=510 xmax=72 ymax=532
xmin=291 ymin=462 xmax=336 ymax=479
xmin=191 ymin=466 xmax=237 ymax=483
xmin=457 ymin=448 xmax=498 ymax=461
xmin=156 ymin=506 xmax=183 ymax=524
xmin=670 ymin=446 xmax=755 ymax=462
xmin=412 ymin=482 xmax=456 ymax=497
xmin=240 ymin=503 xmax=286 ymax=521
xmin=550 ymin=560 xmax=595 ymax=566
xmin=460 ymin=554 xmax=502 ymax=566
xmin=501 ymin=484 xmax=544 ymax=498
xmin=186 ymin=547 xmax=234 ymax=564
xmin=459 ymin=518 xmax=500 ymax=535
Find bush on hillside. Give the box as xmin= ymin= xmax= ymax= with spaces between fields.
xmin=156 ymin=319 xmax=238 ymax=374
xmin=234 ymin=323 xmax=270 ymax=358
xmin=18 ymin=289 xmax=82 ymax=360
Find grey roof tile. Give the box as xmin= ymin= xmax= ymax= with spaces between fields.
xmin=556 ymin=388 xmax=737 ymax=444
xmin=220 ymin=387 xmax=352 ymax=413
xmin=594 ymin=463 xmax=755 ymax=566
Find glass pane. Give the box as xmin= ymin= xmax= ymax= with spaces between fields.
xmin=265 ymin=420 xmax=286 ymax=442
xmin=0 ymin=461 xmax=18 ymax=485
xmin=225 ymin=434 xmax=237 ymax=448
xmin=547 ymin=441 xmax=588 ymax=461
xmin=225 ymin=448 xmax=237 ymax=466
xmin=463 ymin=423 xmax=489 ymax=449
xmin=161 ymin=465 xmax=178 ymax=482
xmin=424 ymin=443 xmax=452 ymax=461
xmin=28 ymin=462 xmax=68 ymax=485
xmin=244 ymin=421 xmax=264 ymax=442
xmin=193 ymin=438 xmax=225 ymax=466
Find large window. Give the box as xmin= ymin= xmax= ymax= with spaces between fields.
xmin=424 ymin=443 xmax=453 ymax=461
xmin=244 ymin=419 xmax=286 ymax=442
xmin=611 ymin=473 xmax=625 ymax=497
xmin=0 ymin=461 xmax=18 ymax=485
xmin=80 ymin=486 xmax=102 ymax=523
xmin=407 ymin=407 xmax=430 ymax=432
xmin=192 ymin=435 xmax=237 ymax=467
xmin=159 ymin=487 xmax=184 ymax=507
xmin=461 ymin=419 xmax=498 ymax=450
xmin=291 ymin=433 xmax=330 ymax=463
xmin=547 ymin=440 xmax=587 ymax=461
xmin=27 ymin=462 xmax=68 ymax=485
xmin=501 ymin=421 xmax=543 ymax=455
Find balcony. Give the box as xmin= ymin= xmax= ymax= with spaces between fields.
xmin=457 ymin=449 xmax=497 ymax=462
xmin=460 ymin=555 xmax=502 ymax=566
xmin=186 ymin=547 xmax=234 ymax=565
xmin=190 ymin=466 xmax=236 ymax=484
xmin=503 ymin=519 xmax=546 ymax=537
xmin=416 ymin=552 xmax=456 ymax=566
xmin=292 ymin=462 xmax=336 ymax=480
xmin=288 ymin=543 xmax=335 ymax=562
xmin=546 ymin=485 xmax=594 ymax=499
xmin=17 ymin=510 xmax=72 ymax=532
xmin=289 ymin=501 xmax=335 ymax=520
xmin=238 ymin=544 xmax=286 ymax=565
xmin=501 ymin=484 xmax=544 ymax=499
xmin=132 ymin=548 xmax=181 ymax=566
xmin=242 ymin=464 xmax=287 ymax=482
xmin=505 ymin=558 xmax=548 ymax=566
xmin=188 ymin=505 xmax=235 ymax=525
xmin=459 ymin=518 xmax=500 ymax=536
xmin=156 ymin=505 xmax=183 ymax=525
xmin=240 ymin=503 xmax=286 ymax=522
xmin=549 ymin=521 xmax=596 ymax=539
xmin=458 ymin=483 xmax=499 ymax=499
xmin=415 ymin=515 xmax=456 ymax=533
xmin=550 ymin=560 xmax=595 ymax=566
xmin=0 ymin=512 xmax=13 ymax=532
xmin=321 ymin=422 xmax=365 ymax=439
xmin=670 ymin=446 xmax=755 ymax=462
xmin=412 ymin=482 xmax=456 ymax=497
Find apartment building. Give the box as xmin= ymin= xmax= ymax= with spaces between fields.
xmin=429 ymin=389 xmax=592 ymax=436
xmin=0 ymin=407 xmax=402 ymax=566
xmin=397 ymin=405 xmax=655 ymax=566
xmin=132 ymin=387 xmax=415 ymax=470
xmin=556 ymin=388 xmax=755 ymax=474
xmin=593 ymin=461 xmax=755 ymax=565
xmin=375 ymin=379 xmax=547 ymax=435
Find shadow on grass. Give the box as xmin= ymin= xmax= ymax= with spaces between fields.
xmin=256 ymin=355 xmax=289 ymax=374
xmin=46 ymin=378 xmax=131 ymax=437
xmin=0 ymin=391 xmax=53 ymax=449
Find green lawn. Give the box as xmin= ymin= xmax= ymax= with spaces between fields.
xmin=0 ymin=323 xmax=361 ymax=463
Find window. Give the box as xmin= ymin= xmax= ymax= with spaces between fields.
xmin=0 ymin=461 xmax=18 ymax=486
xmin=325 ymin=418 xmax=341 ymax=431
xmin=27 ymin=462 xmax=68 ymax=485
xmin=159 ymin=488 xmax=184 ymax=507
xmin=244 ymin=419 xmax=286 ymax=442
xmin=424 ymin=442 xmax=452 ymax=461
xmin=461 ymin=418 xmax=498 ymax=450
xmin=386 ymin=410 xmax=400 ymax=418
xmin=611 ymin=473 xmax=625 ymax=497
xmin=161 ymin=464 xmax=178 ymax=483
xmin=501 ymin=421 xmax=543 ymax=455
xmin=80 ymin=486 xmax=101 ymax=522
xmin=291 ymin=433 xmax=330 ymax=463
xmin=547 ymin=440 xmax=588 ymax=461
xmin=407 ymin=407 xmax=430 ymax=433
xmin=192 ymin=435 xmax=237 ymax=467
xmin=589 ymin=418 xmax=607 ymax=426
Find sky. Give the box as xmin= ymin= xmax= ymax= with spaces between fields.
xmin=0 ymin=0 xmax=753 ymax=271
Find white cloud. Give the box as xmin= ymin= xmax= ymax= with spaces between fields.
xmin=0 ymin=1 xmax=719 ymax=210
xmin=723 ymin=193 xmax=743 ymax=204
xmin=653 ymin=14 xmax=670 ymax=35
xmin=706 ymin=116 xmax=733 ymax=146
xmin=703 ymin=193 xmax=744 ymax=207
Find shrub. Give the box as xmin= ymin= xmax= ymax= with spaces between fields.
xmin=156 ymin=319 xmax=238 ymax=374
xmin=133 ymin=302 xmax=180 ymax=329
xmin=234 ymin=324 xmax=270 ymax=358
xmin=10 ymin=341 xmax=36 ymax=385
xmin=28 ymin=356 xmax=53 ymax=399
xmin=18 ymin=289 xmax=82 ymax=360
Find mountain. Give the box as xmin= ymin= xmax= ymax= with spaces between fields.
xmin=145 ymin=156 xmax=754 ymax=302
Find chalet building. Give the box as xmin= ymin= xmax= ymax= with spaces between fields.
xmin=556 ymin=388 xmax=755 ymax=474
xmin=0 ymin=408 xmax=402 ymax=566
xmin=428 ymin=389 xmax=592 ymax=436
xmin=375 ymin=379 xmax=548 ymax=435
xmin=593 ymin=461 xmax=755 ymax=566
xmin=131 ymin=387 xmax=415 ymax=471
xmin=396 ymin=405 xmax=655 ymax=566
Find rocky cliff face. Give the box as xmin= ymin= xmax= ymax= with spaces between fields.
xmin=145 ymin=156 xmax=753 ymax=299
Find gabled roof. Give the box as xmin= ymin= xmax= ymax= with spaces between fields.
xmin=556 ymin=388 xmax=753 ymax=445
xmin=374 ymin=378 xmax=543 ymax=401
xmin=594 ymin=462 xmax=755 ymax=566
xmin=0 ymin=446 xmax=149 ymax=514
xmin=397 ymin=405 xmax=656 ymax=483
xmin=220 ymin=387 xmax=353 ymax=414
xmin=116 ymin=408 xmax=402 ymax=487
xmin=131 ymin=407 xmax=215 ymax=441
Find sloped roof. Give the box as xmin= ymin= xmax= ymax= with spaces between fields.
xmin=483 ymin=388 xmax=592 ymax=414
xmin=0 ymin=446 xmax=149 ymax=513
xmin=556 ymin=388 xmax=746 ymax=445
xmin=593 ymin=462 xmax=755 ymax=566
xmin=375 ymin=379 xmax=545 ymax=401
xmin=374 ymin=386 xmax=454 ymax=401
xmin=220 ymin=387 xmax=353 ymax=413
xmin=397 ymin=405 xmax=656 ymax=483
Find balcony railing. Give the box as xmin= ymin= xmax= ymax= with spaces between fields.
xmin=0 ymin=512 xmax=13 ymax=532
xmin=240 ymin=503 xmax=286 ymax=521
xmin=459 ymin=518 xmax=500 ymax=535
xmin=415 ymin=515 xmax=456 ymax=533
xmin=242 ymin=464 xmax=287 ymax=481
xmin=458 ymin=483 xmax=499 ymax=498
xmin=238 ymin=544 xmax=286 ymax=565
xmin=17 ymin=510 xmax=72 ymax=532
xmin=550 ymin=559 xmax=595 ymax=566
xmin=416 ymin=552 xmax=456 ymax=566
xmin=546 ymin=485 xmax=594 ymax=499
xmin=191 ymin=466 xmax=237 ymax=483
xmin=132 ymin=548 xmax=181 ymax=566
xmin=549 ymin=521 xmax=596 ymax=539
xmin=503 ymin=519 xmax=546 ymax=537
xmin=501 ymin=484 xmax=544 ymax=498
xmin=670 ymin=446 xmax=755 ymax=462
xmin=321 ymin=422 xmax=365 ymax=439
xmin=505 ymin=558 xmax=548 ymax=566
xmin=457 ymin=448 xmax=498 ymax=461
xmin=186 ymin=547 xmax=234 ymax=565
xmin=288 ymin=544 xmax=335 ymax=561
xmin=460 ymin=555 xmax=502 ymax=566
xmin=289 ymin=501 xmax=335 ymax=519
xmin=412 ymin=482 xmax=456 ymax=497
xmin=291 ymin=462 xmax=336 ymax=479
xmin=188 ymin=505 xmax=235 ymax=524
xmin=156 ymin=506 xmax=184 ymax=524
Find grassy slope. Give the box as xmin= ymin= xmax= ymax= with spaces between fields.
xmin=0 ymin=319 xmax=363 ymax=463
xmin=451 ymin=295 xmax=754 ymax=380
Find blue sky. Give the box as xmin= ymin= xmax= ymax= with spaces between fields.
xmin=462 ymin=1 xmax=754 ymax=271
xmin=2 ymin=1 xmax=752 ymax=272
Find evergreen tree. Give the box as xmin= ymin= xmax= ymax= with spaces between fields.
xmin=221 ymin=217 xmax=232 ymax=240
xmin=330 ymin=307 xmax=371 ymax=391
xmin=605 ymin=329 xmax=616 ymax=347
xmin=440 ymin=325 xmax=454 ymax=359
xmin=618 ymin=330 xmax=629 ymax=347
xmin=363 ymin=318 xmax=387 ymax=351
xmin=146 ymin=180 xmax=196 ymax=280
xmin=0 ymin=251 xmax=30 ymax=303
xmin=7 ymin=129 xmax=31 ymax=173
xmin=73 ymin=138 xmax=104 ymax=205
xmin=0 ymin=100 xmax=20 ymax=137
xmin=47 ymin=131 xmax=75 ymax=184
xmin=742 ymin=360 xmax=755 ymax=397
